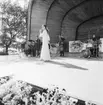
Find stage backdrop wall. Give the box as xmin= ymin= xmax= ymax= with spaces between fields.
xmin=69 ymin=38 xmax=103 ymax=53
xmin=69 ymin=41 xmax=84 ymax=52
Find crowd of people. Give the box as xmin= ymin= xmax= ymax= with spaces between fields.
xmin=28 ymin=87 xmax=87 ymax=105
xmin=0 ymin=75 xmax=96 ymax=105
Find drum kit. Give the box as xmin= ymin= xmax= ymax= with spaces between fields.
xmin=81 ymin=38 xmax=101 ymax=58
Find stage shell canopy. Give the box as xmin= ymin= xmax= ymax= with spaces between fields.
xmin=27 ymin=0 xmax=103 ymax=43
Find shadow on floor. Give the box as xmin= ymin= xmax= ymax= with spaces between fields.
xmin=52 ymin=52 xmax=103 ymax=61
xmin=52 ymin=56 xmax=103 ymax=62
xmin=46 ymin=60 xmax=88 ymax=71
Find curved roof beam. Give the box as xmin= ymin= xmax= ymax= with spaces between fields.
xmin=28 ymin=0 xmax=55 ymax=39
xmin=27 ymin=0 xmax=36 ymax=40
xmin=75 ymin=14 xmax=103 ymax=40
xmin=60 ymin=0 xmax=91 ymax=35
xmin=46 ymin=0 xmax=56 ymax=25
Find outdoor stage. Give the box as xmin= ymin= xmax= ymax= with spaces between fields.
xmin=0 ymin=55 xmax=103 ymax=105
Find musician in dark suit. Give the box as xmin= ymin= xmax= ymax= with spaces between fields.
xmin=92 ymin=35 xmax=100 ymax=57
xmin=35 ymin=36 xmax=42 ymax=57
xmin=59 ymin=36 xmax=65 ymax=56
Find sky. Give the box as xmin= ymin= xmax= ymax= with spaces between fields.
xmin=0 ymin=0 xmax=30 ymax=8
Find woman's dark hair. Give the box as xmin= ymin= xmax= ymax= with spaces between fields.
xmin=44 ymin=25 xmax=46 ymax=28
xmin=43 ymin=25 xmax=49 ymax=33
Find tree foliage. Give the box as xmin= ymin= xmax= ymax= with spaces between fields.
xmin=0 ymin=0 xmax=28 ymax=54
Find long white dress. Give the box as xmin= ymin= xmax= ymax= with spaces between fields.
xmin=39 ymin=29 xmax=51 ymax=61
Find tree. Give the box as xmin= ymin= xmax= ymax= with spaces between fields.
xmin=0 ymin=0 xmax=28 ymax=54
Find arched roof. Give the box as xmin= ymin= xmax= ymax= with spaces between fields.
xmin=28 ymin=0 xmax=103 ymax=42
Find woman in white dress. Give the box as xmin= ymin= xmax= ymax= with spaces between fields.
xmin=39 ymin=25 xmax=51 ymax=61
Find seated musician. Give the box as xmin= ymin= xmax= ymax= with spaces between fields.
xmin=86 ymin=39 xmax=93 ymax=48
